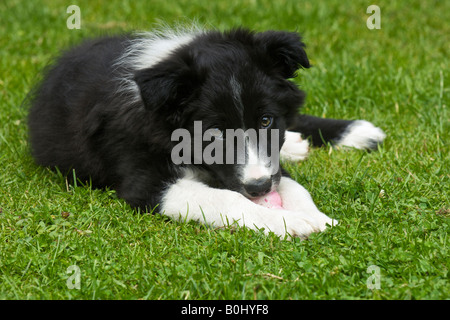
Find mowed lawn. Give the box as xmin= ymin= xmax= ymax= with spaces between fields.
xmin=0 ymin=0 xmax=448 ymax=299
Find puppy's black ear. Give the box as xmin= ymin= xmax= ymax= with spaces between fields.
xmin=134 ymin=57 xmax=199 ymax=113
xmin=255 ymin=31 xmax=310 ymax=78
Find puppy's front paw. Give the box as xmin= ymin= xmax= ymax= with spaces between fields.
xmin=276 ymin=176 xmax=338 ymax=234
xmin=260 ymin=209 xmax=319 ymax=239
xmin=312 ymin=213 xmax=338 ymax=232
xmin=336 ymin=120 xmax=386 ymax=150
xmin=280 ymin=131 xmax=309 ymax=162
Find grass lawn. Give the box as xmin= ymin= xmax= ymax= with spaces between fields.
xmin=0 ymin=0 xmax=448 ymax=300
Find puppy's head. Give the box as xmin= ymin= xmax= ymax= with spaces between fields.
xmin=134 ymin=28 xmax=309 ymax=198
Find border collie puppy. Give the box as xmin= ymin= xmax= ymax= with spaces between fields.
xmin=28 ymin=27 xmax=385 ymax=239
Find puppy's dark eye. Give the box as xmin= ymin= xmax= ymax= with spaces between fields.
xmin=260 ymin=115 xmax=273 ymax=129
xmin=207 ymin=128 xmax=224 ymax=140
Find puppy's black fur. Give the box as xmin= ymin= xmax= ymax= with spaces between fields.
xmin=28 ymin=28 xmax=370 ymax=211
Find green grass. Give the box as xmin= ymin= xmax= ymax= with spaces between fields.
xmin=0 ymin=0 xmax=448 ymax=299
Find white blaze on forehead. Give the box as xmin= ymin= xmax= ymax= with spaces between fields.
xmin=230 ymin=76 xmax=244 ymax=119
xmin=229 ymin=76 xmax=273 ymax=182
xmin=230 ymin=76 xmax=242 ymax=100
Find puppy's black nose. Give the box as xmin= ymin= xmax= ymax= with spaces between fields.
xmin=244 ymin=178 xmax=272 ymax=198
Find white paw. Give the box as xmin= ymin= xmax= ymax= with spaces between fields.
xmin=254 ymin=208 xmax=322 ymax=239
xmin=276 ymin=176 xmax=338 ymax=234
xmin=280 ymin=131 xmax=309 ymax=162
xmin=306 ymin=211 xmax=338 ymax=232
xmin=336 ymin=120 xmax=386 ymax=150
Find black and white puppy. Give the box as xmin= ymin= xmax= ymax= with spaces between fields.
xmin=28 ymin=27 xmax=385 ymax=238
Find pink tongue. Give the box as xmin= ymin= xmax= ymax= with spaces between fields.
xmin=251 ymin=190 xmax=283 ymax=209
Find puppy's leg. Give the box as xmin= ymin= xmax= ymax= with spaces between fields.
xmin=277 ymin=176 xmax=338 ymax=231
xmin=280 ymin=131 xmax=310 ymax=162
xmin=160 ymin=174 xmax=324 ymax=239
xmin=288 ymin=114 xmax=386 ymax=150
xmin=334 ymin=120 xmax=386 ymax=150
